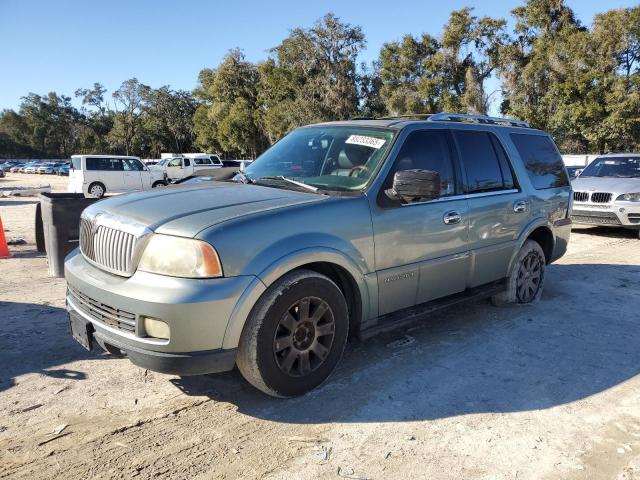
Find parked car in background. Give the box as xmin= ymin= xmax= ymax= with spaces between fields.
xmin=65 ymin=113 xmax=572 ymax=397
xmin=37 ymin=164 xmax=56 ymax=174
xmin=10 ymin=165 xmax=23 ymax=173
xmin=571 ymin=153 xmax=640 ymax=238
xmin=57 ymin=164 xmax=70 ymax=175
xmin=24 ymin=165 xmax=40 ymax=174
xmin=67 ymin=155 xmax=167 ymax=198
xmin=164 ymin=154 xmax=223 ymax=181
xmin=221 ymin=159 xmax=253 ymax=170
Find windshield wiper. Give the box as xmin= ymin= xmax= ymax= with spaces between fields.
xmin=255 ymin=176 xmax=319 ymax=193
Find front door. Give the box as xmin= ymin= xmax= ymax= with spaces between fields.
xmin=370 ymin=129 xmax=470 ymax=316
xmin=122 ymin=158 xmax=144 ymax=191
xmin=165 ymin=157 xmax=184 ymax=181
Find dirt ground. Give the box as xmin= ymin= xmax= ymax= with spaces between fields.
xmin=1 ymin=172 xmax=639 ymax=479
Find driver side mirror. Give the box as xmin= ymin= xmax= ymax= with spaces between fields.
xmin=385 ymin=169 xmax=441 ymax=203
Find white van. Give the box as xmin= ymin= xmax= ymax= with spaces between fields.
xmin=164 ymin=154 xmax=223 ymax=181
xmin=68 ymin=155 xmax=167 ymax=198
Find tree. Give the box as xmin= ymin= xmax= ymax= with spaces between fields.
xmin=75 ymin=83 xmax=114 ymax=153
xmin=378 ymin=33 xmax=441 ymax=115
xmin=108 ymin=78 xmax=150 ymax=155
xmin=194 ymin=49 xmax=267 ymax=158
xmin=258 ymin=13 xmax=366 ymax=141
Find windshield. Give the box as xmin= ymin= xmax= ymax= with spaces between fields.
xmin=243 ymin=126 xmax=396 ymax=191
xmin=580 ymin=157 xmax=640 ymax=178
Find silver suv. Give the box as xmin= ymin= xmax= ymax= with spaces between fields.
xmin=571 ymin=154 xmax=640 ymax=237
xmin=65 ymin=113 xmax=572 ymax=397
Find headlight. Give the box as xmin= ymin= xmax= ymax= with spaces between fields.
xmin=621 ymin=193 xmax=640 ymax=202
xmin=138 ymin=234 xmax=223 ymax=278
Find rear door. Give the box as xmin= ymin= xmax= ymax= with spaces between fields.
xmin=122 ymin=158 xmax=144 ymax=190
xmin=85 ymin=157 xmax=125 ymax=193
xmin=452 ymin=129 xmax=526 ymax=287
xmin=370 ymin=129 xmax=470 ymax=316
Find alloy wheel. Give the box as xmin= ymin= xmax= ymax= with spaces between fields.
xmin=273 ymin=296 xmax=336 ymax=377
xmin=516 ymin=251 xmax=543 ymax=302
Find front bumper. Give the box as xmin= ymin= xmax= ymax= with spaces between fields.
xmin=572 ymin=202 xmax=640 ymax=228
xmin=65 ymin=249 xmax=257 ymax=374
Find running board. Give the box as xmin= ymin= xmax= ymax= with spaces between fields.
xmin=359 ymin=280 xmax=506 ymax=340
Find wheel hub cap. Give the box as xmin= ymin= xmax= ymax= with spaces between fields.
xmin=273 ymin=297 xmax=336 ymax=377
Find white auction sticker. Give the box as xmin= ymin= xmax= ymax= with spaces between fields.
xmin=346 ymin=135 xmax=386 ymax=149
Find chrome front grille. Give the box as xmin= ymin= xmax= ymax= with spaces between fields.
xmin=573 ymin=191 xmax=589 ymax=202
xmin=68 ymin=285 xmax=136 ymax=333
xmin=79 ymin=213 xmax=150 ymax=276
xmin=591 ymin=192 xmax=612 ymax=203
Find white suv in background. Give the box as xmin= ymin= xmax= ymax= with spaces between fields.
xmin=571 ymin=153 xmax=640 ymax=238
xmin=68 ymin=155 xmax=167 ymax=198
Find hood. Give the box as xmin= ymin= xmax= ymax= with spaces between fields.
xmin=572 ymin=176 xmax=640 ymax=195
xmin=84 ymin=182 xmax=325 ymax=237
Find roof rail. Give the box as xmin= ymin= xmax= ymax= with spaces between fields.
xmin=376 ymin=114 xmax=433 ymax=120
xmin=429 ymin=112 xmax=529 ymax=128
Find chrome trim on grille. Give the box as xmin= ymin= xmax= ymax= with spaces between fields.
xmin=573 ymin=191 xmax=588 ymax=202
xmin=591 ymin=192 xmax=612 ymax=203
xmin=79 ymin=211 xmax=152 ymax=277
xmin=67 ymin=285 xmax=136 ymax=333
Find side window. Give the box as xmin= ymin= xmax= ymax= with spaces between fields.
xmin=454 ymin=130 xmax=511 ymax=193
xmin=110 ymin=159 xmax=124 ymax=171
xmin=168 ymin=158 xmax=182 ymax=167
xmin=510 ymin=134 xmax=569 ymax=189
xmin=490 ymin=135 xmax=517 ymax=189
xmin=184 ymin=158 xmax=191 ymax=167
xmin=86 ymin=158 xmax=123 ymax=171
xmin=386 ymin=130 xmax=456 ymax=197
xmin=123 ymin=159 xmax=144 ymax=171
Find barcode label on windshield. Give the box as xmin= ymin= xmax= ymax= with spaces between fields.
xmin=346 ymin=135 xmax=386 ymax=149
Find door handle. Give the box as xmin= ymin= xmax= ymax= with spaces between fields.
xmin=443 ymin=211 xmax=462 ymax=225
xmin=513 ymin=200 xmax=528 ymax=213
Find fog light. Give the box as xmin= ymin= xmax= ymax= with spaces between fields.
xmin=143 ymin=317 xmax=170 ymax=339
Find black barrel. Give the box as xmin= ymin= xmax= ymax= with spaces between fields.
xmin=37 ymin=193 xmax=100 ymax=277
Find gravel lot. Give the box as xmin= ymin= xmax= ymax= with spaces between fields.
xmin=1 ymin=172 xmax=639 ymax=479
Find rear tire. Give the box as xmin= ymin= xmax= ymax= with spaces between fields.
xmin=152 ymin=181 xmax=167 ymax=188
xmin=88 ymin=182 xmax=106 ymax=198
xmin=491 ymin=239 xmax=546 ymax=306
xmin=236 ymin=269 xmax=349 ymax=398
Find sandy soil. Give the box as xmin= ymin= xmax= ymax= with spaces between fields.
xmin=1 ymin=172 xmax=639 ymax=479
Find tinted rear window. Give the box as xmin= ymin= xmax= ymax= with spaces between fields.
xmin=510 ymin=134 xmax=568 ymax=189
xmin=454 ymin=131 xmax=515 ymax=192
xmin=86 ymin=158 xmax=124 ymax=171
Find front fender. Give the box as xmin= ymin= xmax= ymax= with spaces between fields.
xmin=221 ymin=246 xmax=373 ymax=350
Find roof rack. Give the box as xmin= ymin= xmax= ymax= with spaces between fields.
xmin=428 ymin=112 xmax=529 ymax=128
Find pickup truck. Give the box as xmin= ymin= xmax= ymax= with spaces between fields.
xmin=65 ymin=113 xmax=572 ymax=397
xmin=162 ymin=154 xmax=223 ymax=181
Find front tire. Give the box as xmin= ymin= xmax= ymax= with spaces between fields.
xmin=236 ymin=269 xmax=349 ymax=397
xmin=88 ymin=182 xmax=106 ymax=198
xmin=152 ymin=181 xmax=167 ymax=188
xmin=491 ymin=239 xmax=546 ymax=306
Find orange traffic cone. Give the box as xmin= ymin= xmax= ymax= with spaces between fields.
xmin=0 ymin=216 xmax=10 ymax=259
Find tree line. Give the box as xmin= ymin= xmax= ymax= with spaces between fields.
xmin=1 ymin=0 xmax=638 ymax=159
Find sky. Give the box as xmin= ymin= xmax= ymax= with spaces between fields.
xmin=1 ymin=0 xmax=638 ymax=112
